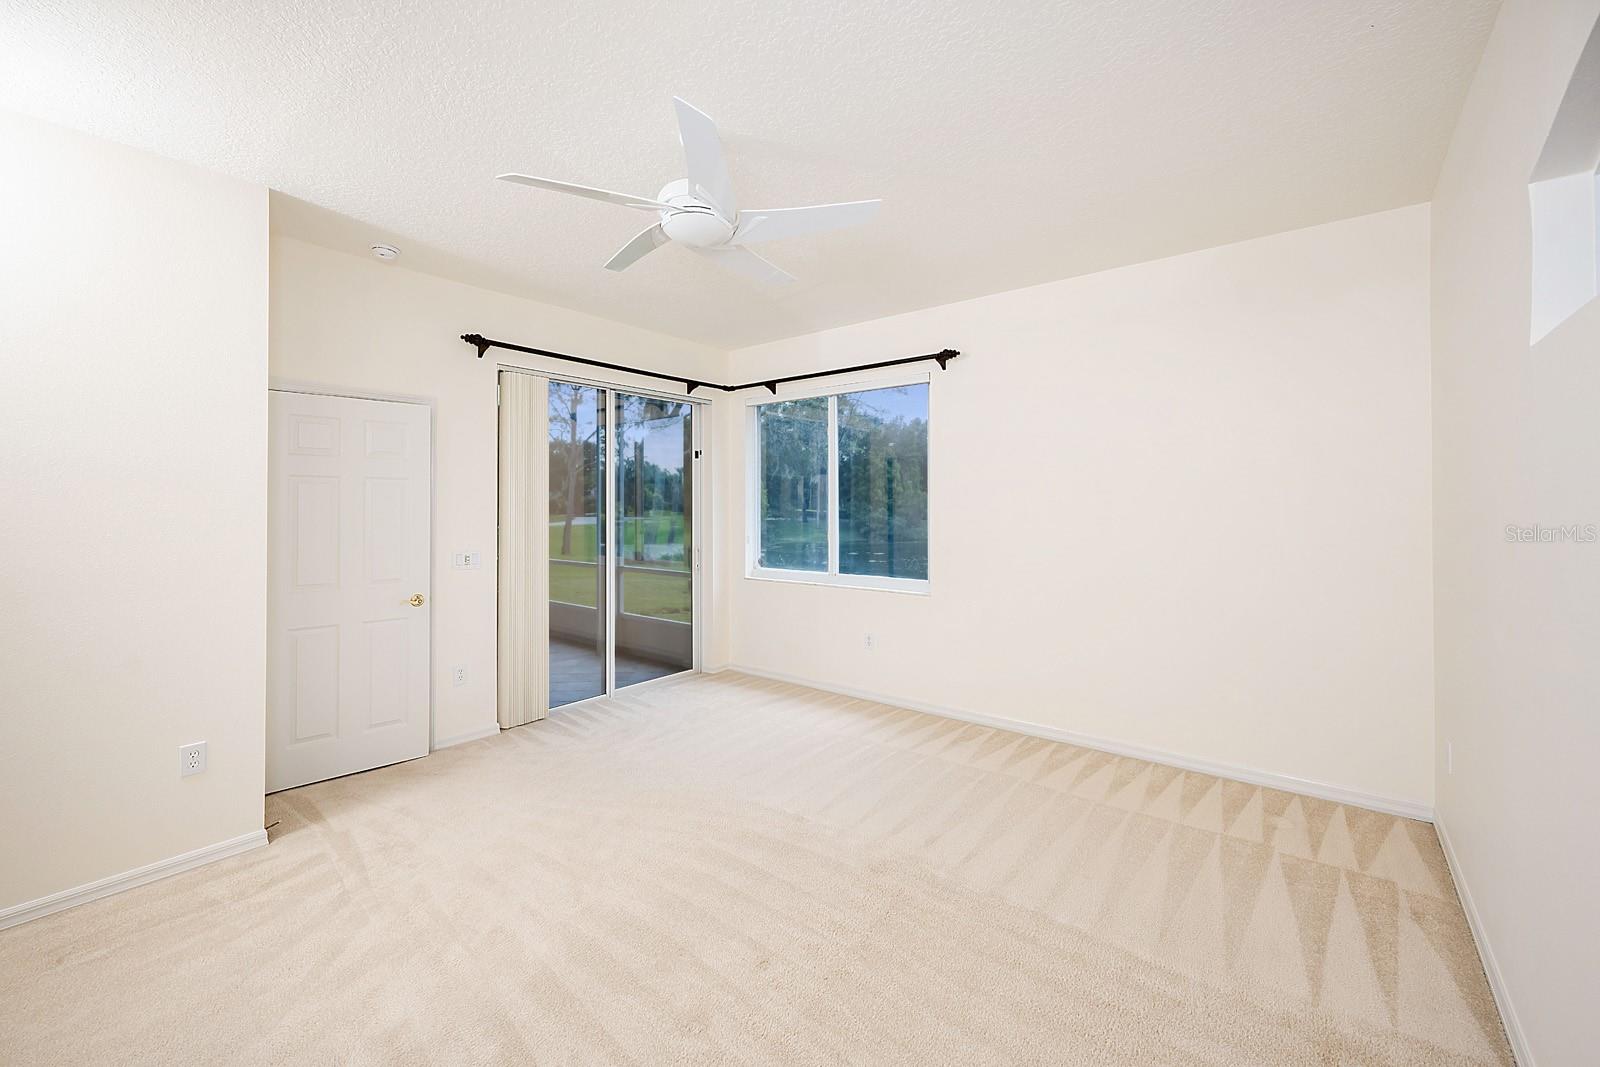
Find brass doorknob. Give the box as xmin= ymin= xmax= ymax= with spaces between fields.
xmin=409 ymin=593 xmax=426 ymax=607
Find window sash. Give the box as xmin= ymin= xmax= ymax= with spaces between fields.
xmin=754 ymin=395 xmax=830 ymax=573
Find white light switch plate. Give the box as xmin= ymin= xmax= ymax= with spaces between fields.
xmin=452 ymin=551 xmax=482 ymax=569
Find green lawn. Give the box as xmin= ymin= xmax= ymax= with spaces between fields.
xmin=549 ymin=561 xmax=691 ymax=622
xmin=547 ymin=515 xmax=691 ymax=622
xmin=549 ymin=515 xmax=686 ymax=563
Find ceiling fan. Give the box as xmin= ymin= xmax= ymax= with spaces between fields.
xmin=497 ymin=98 xmax=881 ymax=286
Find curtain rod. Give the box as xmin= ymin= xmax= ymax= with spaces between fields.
xmin=461 ymin=333 xmax=959 ymax=394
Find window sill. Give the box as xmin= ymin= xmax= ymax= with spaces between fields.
xmin=744 ymin=569 xmax=930 ymax=596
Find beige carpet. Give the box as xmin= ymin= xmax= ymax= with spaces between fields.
xmin=1 ymin=672 xmax=1510 ymax=1065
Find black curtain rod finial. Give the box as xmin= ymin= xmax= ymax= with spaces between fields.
xmin=461 ymin=333 xmax=491 ymax=358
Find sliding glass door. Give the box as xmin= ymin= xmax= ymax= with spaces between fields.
xmin=547 ymin=382 xmax=607 ymax=707
xmin=613 ymin=392 xmax=695 ymax=687
xmin=544 ymin=379 xmax=696 ymax=708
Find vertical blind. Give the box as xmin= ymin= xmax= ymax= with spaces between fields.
xmin=497 ymin=372 xmax=549 ymax=729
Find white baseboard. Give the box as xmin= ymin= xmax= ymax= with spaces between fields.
xmin=1434 ymin=816 xmax=1532 ymax=1066
xmin=432 ymin=724 xmax=500 ymax=750
xmin=0 ymin=829 xmax=269 ymax=932
xmin=724 ymin=664 xmax=1433 ymax=822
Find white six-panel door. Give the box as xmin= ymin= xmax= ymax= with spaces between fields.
xmin=267 ymin=390 xmax=432 ymax=792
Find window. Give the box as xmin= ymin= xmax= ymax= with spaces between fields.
xmin=755 ymin=397 xmax=829 ymax=571
xmin=1529 ymin=15 xmax=1600 ymax=343
xmin=750 ymin=381 xmax=929 ymax=590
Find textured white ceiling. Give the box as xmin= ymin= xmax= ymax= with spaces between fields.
xmin=1 ymin=0 xmax=1498 ymax=348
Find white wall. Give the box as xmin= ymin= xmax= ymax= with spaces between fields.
xmin=269 ymin=236 xmax=728 ymax=749
xmin=719 ymin=205 xmax=1435 ymax=813
xmin=0 ymin=111 xmax=268 ymax=912
xmin=1431 ymin=1 xmax=1600 ymax=1062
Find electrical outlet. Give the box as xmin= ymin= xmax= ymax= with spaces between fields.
xmin=864 ymin=632 xmax=875 ymax=651
xmin=179 ymin=741 xmax=207 ymax=778
xmin=453 ymin=665 xmax=468 ymax=687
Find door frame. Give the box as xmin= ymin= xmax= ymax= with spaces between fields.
xmin=499 ymin=365 xmax=707 ymax=706
xmin=268 ymin=380 xmax=438 ymax=751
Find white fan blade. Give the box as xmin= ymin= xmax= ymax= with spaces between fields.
xmin=730 ymin=200 xmax=881 ymax=246
xmin=604 ymin=223 xmax=669 ymax=272
xmin=693 ymin=245 xmax=796 ymax=286
xmin=672 ymin=97 xmax=737 ymax=221
xmin=496 ymin=173 xmax=677 ymax=212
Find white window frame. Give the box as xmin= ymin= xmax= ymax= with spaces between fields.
xmin=745 ymin=370 xmax=931 ymax=595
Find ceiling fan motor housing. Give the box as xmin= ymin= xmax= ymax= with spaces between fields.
xmin=657 ymin=179 xmax=734 ymax=246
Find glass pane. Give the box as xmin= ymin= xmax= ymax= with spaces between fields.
xmin=614 ymin=393 xmax=694 ymax=687
xmin=838 ymin=384 xmax=929 ymax=580
xmin=547 ymin=381 xmax=606 ymax=707
xmin=756 ymin=396 xmax=829 ymax=571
